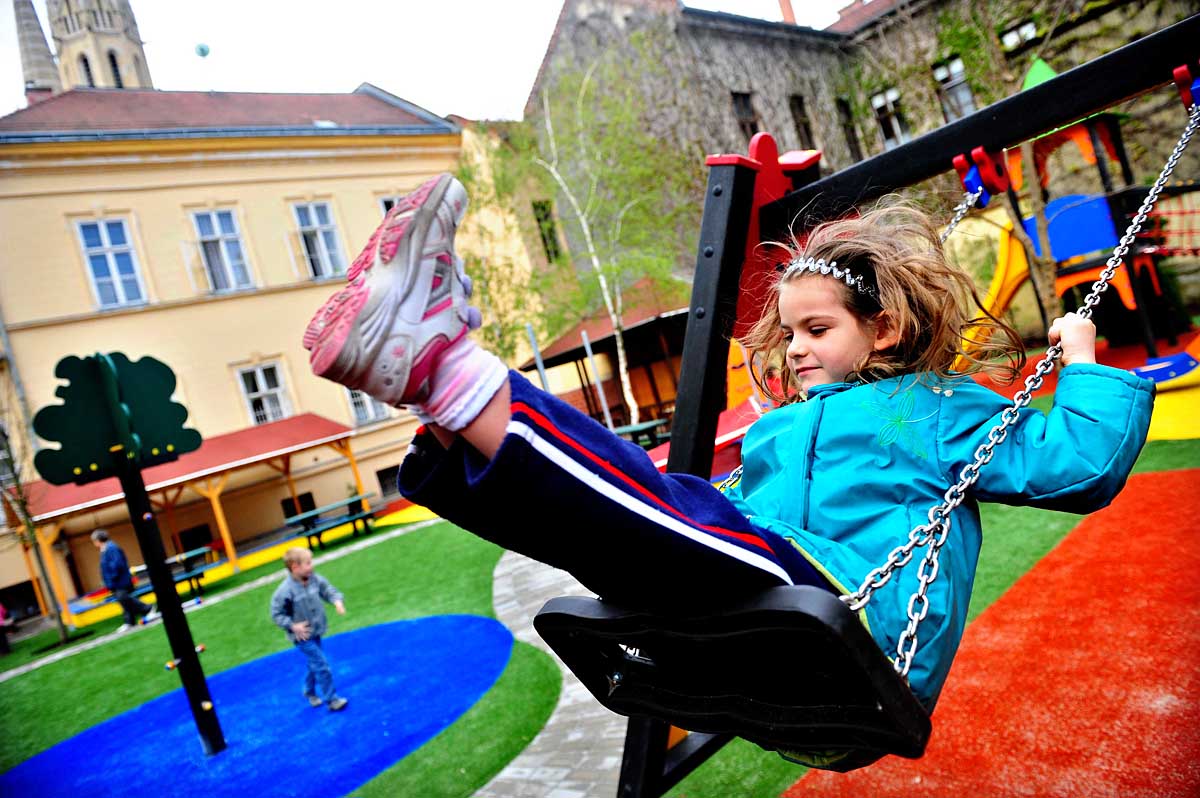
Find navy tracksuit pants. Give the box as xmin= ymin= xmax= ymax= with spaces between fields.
xmin=398 ymin=371 xmax=834 ymax=610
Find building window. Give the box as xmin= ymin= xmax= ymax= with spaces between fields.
xmin=836 ymin=98 xmax=863 ymax=162
xmin=238 ymin=363 xmax=289 ymax=425
xmin=79 ymin=54 xmax=95 ymax=87
xmin=731 ymin=92 xmax=760 ymax=142
xmin=788 ymin=95 xmax=816 ymax=150
xmin=0 ymin=440 xmax=16 ymax=489
xmin=1001 ymin=21 xmax=1038 ymax=51
xmin=871 ymin=88 xmax=911 ymax=151
xmin=293 ymin=202 xmax=345 ymax=278
xmin=380 ymin=197 xmax=401 ymax=214
xmin=107 ymin=51 xmax=123 ymax=88
xmin=531 ymin=200 xmax=562 ymax=263
xmin=192 ymin=210 xmax=252 ymax=292
xmin=375 ymin=464 xmax=401 ymax=498
xmin=933 ymin=57 xmax=976 ymax=122
xmin=347 ymin=389 xmax=390 ymax=425
xmin=77 ymin=219 xmax=145 ymax=308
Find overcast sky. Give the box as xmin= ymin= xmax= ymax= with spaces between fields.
xmin=0 ymin=0 xmax=846 ymax=121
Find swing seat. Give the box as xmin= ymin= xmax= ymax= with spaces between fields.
xmin=533 ymin=585 xmax=932 ymax=772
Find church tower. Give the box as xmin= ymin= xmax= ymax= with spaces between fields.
xmin=43 ymin=0 xmax=154 ymax=93
xmin=13 ymin=0 xmax=61 ymax=104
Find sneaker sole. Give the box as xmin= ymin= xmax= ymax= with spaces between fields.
xmin=304 ymin=175 xmax=467 ymax=387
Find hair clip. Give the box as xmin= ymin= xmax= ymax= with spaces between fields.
xmin=781 ymin=257 xmax=876 ymax=298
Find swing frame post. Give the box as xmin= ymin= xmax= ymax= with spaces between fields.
xmin=615 ymin=160 xmax=758 ymax=797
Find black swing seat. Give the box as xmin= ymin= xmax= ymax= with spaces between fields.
xmin=533 ymin=585 xmax=931 ymax=772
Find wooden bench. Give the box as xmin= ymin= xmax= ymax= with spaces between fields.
xmin=283 ymin=493 xmax=377 ymax=551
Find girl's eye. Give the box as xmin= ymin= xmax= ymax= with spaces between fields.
xmin=810 ymin=327 xmax=828 ymax=337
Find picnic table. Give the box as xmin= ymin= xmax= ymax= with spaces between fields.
xmin=129 ymin=544 xmax=219 ymax=601
xmin=613 ymin=418 xmax=670 ymax=449
xmin=283 ymin=493 xmax=377 ymax=550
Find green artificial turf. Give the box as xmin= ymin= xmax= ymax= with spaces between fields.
xmin=0 ymin=521 xmax=561 ymax=798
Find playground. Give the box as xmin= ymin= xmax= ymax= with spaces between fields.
xmin=3 ymin=15 xmax=1200 ymax=798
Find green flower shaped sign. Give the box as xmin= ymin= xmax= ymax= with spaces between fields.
xmin=33 ymin=353 xmax=202 ymax=485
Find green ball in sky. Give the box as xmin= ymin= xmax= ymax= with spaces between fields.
xmin=195 ymin=43 xmax=210 ymax=58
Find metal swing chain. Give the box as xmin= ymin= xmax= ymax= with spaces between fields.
xmin=841 ymin=99 xmax=1200 ymax=679
xmin=940 ymin=186 xmax=984 ymax=243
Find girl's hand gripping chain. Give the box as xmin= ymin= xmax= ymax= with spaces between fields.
xmin=1047 ymin=312 xmax=1097 ymax=366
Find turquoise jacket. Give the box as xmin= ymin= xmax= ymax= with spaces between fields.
xmin=720 ymin=363 xmax=1154 ymax=706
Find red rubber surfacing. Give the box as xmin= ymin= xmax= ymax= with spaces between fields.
xmin=787 ymin=468 xmax=1200 ymax=798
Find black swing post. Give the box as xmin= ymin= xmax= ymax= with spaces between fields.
xmin=535 ymin=14 xmax=1200 ymax=798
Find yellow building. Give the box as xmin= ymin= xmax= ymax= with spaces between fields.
xmin=0 ymin=80 xmax=471 ymax=622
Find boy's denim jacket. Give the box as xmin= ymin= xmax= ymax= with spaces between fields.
xmin=270 ymin=572 xmax=344 ymax=642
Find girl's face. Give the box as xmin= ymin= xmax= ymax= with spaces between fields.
xmin=778 ymin=278 xmax=892 ymax=393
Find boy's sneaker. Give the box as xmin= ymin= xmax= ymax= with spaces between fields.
xmin=115 ymin=623 xmax=134 ymax=634
xmin=303 ymin=173 xmax=480 ymax=406
xmin=328 ymin=696 xmax=349 ymax=712
xmin=142 ymin=609 xmax=162 ymax=624
xmin=305 ymin=693 xmax=323 ymax=708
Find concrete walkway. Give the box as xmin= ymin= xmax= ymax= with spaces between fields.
xmin=475 ymin=550 xmax=626 ymax=798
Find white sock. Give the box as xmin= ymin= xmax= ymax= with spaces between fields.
xmin=418 ymin=337 xmax=507 ymax=432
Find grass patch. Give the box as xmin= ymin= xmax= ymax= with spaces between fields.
xmin=0 ymin=522 xmax=562 ymax=781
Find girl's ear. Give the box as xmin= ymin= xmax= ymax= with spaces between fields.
xmin=872 ymin=312 xmax=900 ymax=352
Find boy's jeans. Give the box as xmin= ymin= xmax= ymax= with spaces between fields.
xmin=296 ymin=636 xmax=337 ymax=702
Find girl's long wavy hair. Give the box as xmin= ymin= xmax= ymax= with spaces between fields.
xmin=742 ymin=200 xmax=1025 ymax=404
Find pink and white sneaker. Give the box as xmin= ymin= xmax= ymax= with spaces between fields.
xmin=303 ymin=173 xmax=481 ymax=405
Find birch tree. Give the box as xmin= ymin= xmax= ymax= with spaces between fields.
xmin=523 ymin=26 xmax=706 ymax=425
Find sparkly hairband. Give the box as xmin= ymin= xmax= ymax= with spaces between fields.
xmin=780 ymin=257 xmax=877 ymax=298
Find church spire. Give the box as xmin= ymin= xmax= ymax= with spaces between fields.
xmin=13 ymin=0 xmax=62 ymax=105
xmin=45 ymin=0 xmax=154 ymax=92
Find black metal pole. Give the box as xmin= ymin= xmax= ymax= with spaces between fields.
xmin=666 ymin=162 xmax=759 ymax=477
xmin=116 ymin=463 xmax=226 ymax=755
xmin=615 ymin=161 xmax=757 ymax=798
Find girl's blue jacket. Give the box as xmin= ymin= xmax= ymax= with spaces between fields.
xmin=721 ymin=363 xmax=1154 ymax=706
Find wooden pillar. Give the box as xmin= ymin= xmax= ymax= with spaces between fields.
xmin=328 ymin=440 xmax=367 ymax=508
xmin=34 ymin=522 xmax=72 ymax=626
xmin=20 ymin=540 xmax=48 ymax=615
xmin=190 ymin=474 xmax=239 ymax=572
xmin=265 ymin=456 xmax=299 ymax=514
xmin=151 ymin=486 xmax=186 ymax=554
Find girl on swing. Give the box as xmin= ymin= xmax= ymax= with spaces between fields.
xmin=303 ymin=173 xmax=1153 ymax=710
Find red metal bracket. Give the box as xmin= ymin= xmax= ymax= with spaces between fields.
xmin=1173 ymin=63 xmax=1198 ymax=109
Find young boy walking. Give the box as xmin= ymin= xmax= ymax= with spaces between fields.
xmin=270 ymin=547 xmax=348 ymax=711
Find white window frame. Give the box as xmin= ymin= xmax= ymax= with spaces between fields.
xmin=192 ymin=209 xmax=253 ymax=292
xmin=871 ymin=88 xmax=911 ymax=151
xmin=731 ymin=91 xmax=760 ymax=142
xmin=1001 ymin=21 xmax=1038 ymax=50
xmin=347 ymin=389 xmax=391 ymax=426
xmin=933 ymin=57 xmax=976 ymax=123
xmin=76 ymin=218 xmax=146 ymax=309
xmin=238 ymin=363 xmax=291 ymax=425
xmin=0 ymin=440 xmax=16 ymax=489
xmin=292 ymin=201 xmax=345 ymax=279
xmin=379 ymin=196 xmax=402 ymax=215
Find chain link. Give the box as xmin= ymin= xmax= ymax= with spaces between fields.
xmin=842 ymin=100 xmax=1200 ymax=679
xmin=940 ymin=186 xmax=984 ymax=243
